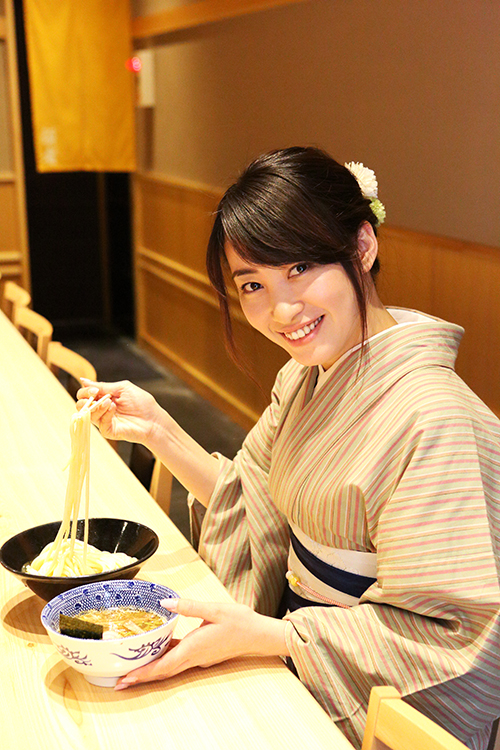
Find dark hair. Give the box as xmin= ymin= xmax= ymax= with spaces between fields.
xmin=206 ymin=146 xmax=380 ymax=364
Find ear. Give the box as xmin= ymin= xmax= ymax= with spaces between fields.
xmin=357 ymin=222 xmax=378 ymax=274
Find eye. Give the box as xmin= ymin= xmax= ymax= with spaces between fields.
xmin=289 ymin=263 xmax=310 ymax=277
xmin=240 ymin=280 xmax=263 ymax=294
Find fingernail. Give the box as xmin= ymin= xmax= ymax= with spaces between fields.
xmin=115 ymin=676 xmax=138 ymax=691
xmin=160 ymin=598 xmax=179 ymax=611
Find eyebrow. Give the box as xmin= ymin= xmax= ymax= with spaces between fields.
xmin=231 ymin=268 xmax=256 ymax=280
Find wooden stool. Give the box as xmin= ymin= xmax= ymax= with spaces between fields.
xmin=14 ymin=305 xmax=53 ymax=363
xmin=47 ymin=341 xmax=97 ymax=399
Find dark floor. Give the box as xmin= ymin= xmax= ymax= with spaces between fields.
xmin=60 ymin=334 xmax=246 ymax=540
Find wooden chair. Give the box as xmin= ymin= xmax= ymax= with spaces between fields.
xmin=2 ymin=280 xmax=31 ymax=321
xmin=47 ymin=341 xmax=97 ymax=400
xmin=362 ymin=687 xmax=469 ymax=750
xmin=487 ymin=718 xmax=500 ymax=750
xmin=14 ymin=305 xmax=53 ymax=363
xmin=129 ymin=443 xmax=172 ymax=516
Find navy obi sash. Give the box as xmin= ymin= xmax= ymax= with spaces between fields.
xmin=284 ymin=528 xmax=377 ymax=613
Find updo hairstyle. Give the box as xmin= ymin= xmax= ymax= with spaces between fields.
xmin=206 ymin=146 xmax=380 ymax=360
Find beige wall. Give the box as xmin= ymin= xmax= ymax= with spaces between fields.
xmin=133 ymin=0 xmax=500 ymax=248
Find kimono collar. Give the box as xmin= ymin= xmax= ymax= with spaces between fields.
xmin=275 ymin=308 xmax=464 ymax=436
xmin=313 ymin=307 xmax=464 ymax=397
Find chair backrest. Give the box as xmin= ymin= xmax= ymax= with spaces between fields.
xmin=489 ymin=719 xmax=500 ymax=750
xmin=149 ymin=457 xmax=173 ymax=516
xmin=362 ymin=687 xmax=469 ymax=750
xmin=14 ymin=305 xmax=53 ymax=363
xmin=47 ymin=341 xmax=97 ymax=399
xmin=129 ymin=443 xmax=172 ymax=516
xmin=2 ymin=280 xmax=31 ymax=321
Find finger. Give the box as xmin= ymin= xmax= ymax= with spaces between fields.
xmin=77 ymin=379 xmax=124 ymax=406
xmin=76 ymin=385 xmax=99 ymax=401
xmin=114 ymin=641 xmax=191 ymax=689
xmin=80 ymin=378 xmax=99 ymax=387
xmin=88 ymin=393 xmax=112 ymax=412
xmin=161 ymin=598 xmax=226 ymax=623
xmin=79 ymin=378 xmax=126 ymax=396
xmin=92 ymin=401 xmax=116 ymax=426
xmin=76 ymin=393 xmax=114 ymax=414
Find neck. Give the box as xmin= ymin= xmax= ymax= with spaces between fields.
xmin=365 ymin=288 xmax=397 ymax=339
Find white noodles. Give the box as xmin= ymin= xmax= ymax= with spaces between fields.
xmin=25 ymin=402 xmax=137 ymax=577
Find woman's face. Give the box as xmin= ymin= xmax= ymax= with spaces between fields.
xmin=225 ymin=243 xmax=364 ymax=370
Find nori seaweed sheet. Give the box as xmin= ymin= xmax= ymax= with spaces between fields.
xmin=59 ymin=613 xmax=104 ymax=640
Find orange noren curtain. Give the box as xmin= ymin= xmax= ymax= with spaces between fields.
xmin=24 ymin=0 xmax=136 ymax=172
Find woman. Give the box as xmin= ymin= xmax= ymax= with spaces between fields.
xmin=78 ymin=148 xmax=500 ymax=750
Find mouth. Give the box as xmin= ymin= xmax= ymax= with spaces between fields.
xmin=279 ymin=315 xmax=324 ymax=342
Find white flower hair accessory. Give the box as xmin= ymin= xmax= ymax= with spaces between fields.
xmin=344 ymin=161 xmax=386 ymax=225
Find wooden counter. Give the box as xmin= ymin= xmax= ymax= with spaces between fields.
xmin=0 ymin=311 xmax=354 ymax=750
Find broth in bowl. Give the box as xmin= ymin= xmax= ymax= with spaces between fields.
xmin=75 ymin=607 xmax=166 ymax=638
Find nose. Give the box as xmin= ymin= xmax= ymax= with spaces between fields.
xmin=272 ymin=299 xmax=304 ymax=325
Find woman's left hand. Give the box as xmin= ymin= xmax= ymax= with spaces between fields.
xmin=114 ymin=599 xmax=290 ymax=690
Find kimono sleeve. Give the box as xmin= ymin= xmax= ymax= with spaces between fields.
xmin=194 ymin=363 xmax=296 ymax=616
xmin=283 ymin=413 xmax=500 ymax=747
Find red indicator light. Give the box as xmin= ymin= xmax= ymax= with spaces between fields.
xmin=126 ymin=56 xmax=142 ymax=73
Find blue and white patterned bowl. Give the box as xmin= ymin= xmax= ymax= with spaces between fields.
xmin=41 ymin=579 xmax=179 ymax=687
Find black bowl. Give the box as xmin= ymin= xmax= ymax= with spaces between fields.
xmin=0 ymin=518 xmax=159 ymax=601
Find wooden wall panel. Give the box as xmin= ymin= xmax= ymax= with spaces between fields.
xmin=0 ymin=40 xmax=12 ymax=172
xmin=137 ymin=174 xmax=217 ymax=273
xmin=136 ymin=258 xmax=287 ymax=426
xmin=378 ymin=226 xmax=500 ymax=416
xmin=133 ymin=173 xmax=500 ymax=426
xmin=0 ymin=3 xmax=30 ymax=292
xmin=0 ymin=179 xmax=18 ymax=249
xmin=0 ymin=178 xmax=23 ymax=288
xmin=134 ymin=171 xmax=289 ymax=428
xmin=140 ymin=179 xmax=185 ymax=264
xmin=433 ymin=245 xmax=500 ymax=414
xmin=376 ymin=226 xmax=434 ymax=312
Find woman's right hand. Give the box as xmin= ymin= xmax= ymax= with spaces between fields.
xmin=78 ymin=379 xmax=221 ymax=507
xmin=76 ymin=379 xmax=161 ymax=445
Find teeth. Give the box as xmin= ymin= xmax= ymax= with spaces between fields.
xmin=284 ymin=317 xmax=321 ymax=341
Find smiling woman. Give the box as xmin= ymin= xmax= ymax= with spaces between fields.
xmin=207 ymin=148 xmax=384 ymax=366
xmin=77 ymin=147 xmax=500 ymax=750
xmin=224 ymin=228 xmax=394 ymax=371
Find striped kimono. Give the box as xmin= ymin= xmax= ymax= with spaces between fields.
xmin=195 ymin=310 xmax=500 ymax=749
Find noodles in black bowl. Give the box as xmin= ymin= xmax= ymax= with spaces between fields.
xmin=0 ymin=518 xmax=159 ymax=601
